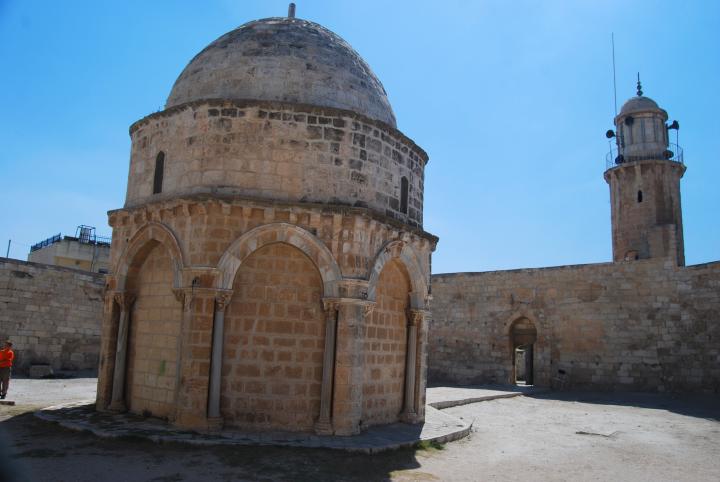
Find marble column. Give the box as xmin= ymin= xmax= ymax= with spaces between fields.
xmin=315 ymin=299 xmax=339 ymax=434
xmin=207 ymin=292 xmax=232 ymax=423
xmin=108 ymin=292 xmax=136 ymax=411
xmin=401 ymin=310 xmax=419 ymax=420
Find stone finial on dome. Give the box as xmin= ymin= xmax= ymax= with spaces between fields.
xmin=288 ymin=3 xmax=296 ymax=18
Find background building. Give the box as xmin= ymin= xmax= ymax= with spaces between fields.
xmin=429 ymin=89 xmax=719 ymax=393
xmin=28 ymin=225 xmax=111 ymax=274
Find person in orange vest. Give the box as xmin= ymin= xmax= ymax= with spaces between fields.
xmin=0 ymin=341 xmax=14 ymax=399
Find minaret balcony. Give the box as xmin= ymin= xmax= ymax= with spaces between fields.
xmin=605 ymin=143 xmax=683 ymax=170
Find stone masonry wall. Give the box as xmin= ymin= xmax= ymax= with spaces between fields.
xmin=429 ymin=259 xmax=720 ymax=392
xmin=362 ymin=258 xmax=408 ymax=427
xmin=125 ymin=243 xmax=181 ymax=419
xmin=221 ymin=243 xmax=325 ymax=431
xmin=0 ymin=257 xmax=104 ymax=373
xmin=126 ymin=100 xmax=427 ymax=227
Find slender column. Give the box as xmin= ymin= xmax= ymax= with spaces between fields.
xmin=415 ymin=309 xmax=430 ymax=420
xmin=207 ymin=293 xmax=232 ymax=422
xmin=401 ymin=309 xmax=421 ymax=420
xmin=315 ymin=299 xmax=339 ymax=434
xmin=109 ymin=292 xmax=135 ymax=411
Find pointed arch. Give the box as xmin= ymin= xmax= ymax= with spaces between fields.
xmin=215 ymin=223 xmax=342 ymax=297
xmin=367 ymin=240 xmax=428 ymax=309
xmin=114 ymin=222 xmax=185 ymax=291
xmin=504 ymin=309 xmax=541 ymax=336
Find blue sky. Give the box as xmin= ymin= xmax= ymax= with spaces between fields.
xmin=1 ymin=0 xmax=718 ymax=273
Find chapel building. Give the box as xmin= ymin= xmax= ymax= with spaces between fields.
xmin=96 ymin=7 xmax=437 ymax=435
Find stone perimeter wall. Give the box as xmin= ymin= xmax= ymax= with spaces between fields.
xmin=126 ymin=100 xmax=427 ymax=227
xmin=0 ymin=257 xmax=104 ymax=373
xmin=429 ymin=259 xmax=720 ymax=392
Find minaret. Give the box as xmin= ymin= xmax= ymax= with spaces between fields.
xmin=604 ymin=78 xmax=686 ymax=265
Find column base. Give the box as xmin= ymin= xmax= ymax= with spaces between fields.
xmin=400 ymin=411 xmax=421 ymax=424
xmin=207 ymin=417 xmax=224 ymax=432
xmin=107 ymin=400 xmax=127 ymax=412
xmin=314 ymin=418 xmax=334 ymax=435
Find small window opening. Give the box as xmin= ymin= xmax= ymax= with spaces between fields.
xmin=153 ymin=151 xmax=165 ymax=194
xmin=637 ymin=190 xmax=643 ymax=203
xmin=400 ymin=176 xmax=409 ymax=214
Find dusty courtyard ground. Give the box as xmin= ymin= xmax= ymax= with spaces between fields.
xmin=0 ymin=379 xmax=718 ymax=481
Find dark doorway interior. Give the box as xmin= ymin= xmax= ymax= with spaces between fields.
xmin=514 ymin=344 xmax=534 ymax=385
xmin=510 ymin=318 xmax=537 ymax=386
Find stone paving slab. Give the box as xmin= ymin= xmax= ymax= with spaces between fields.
xmin=35 ymin=401 xmax=470 ymax=453
xmin=427 ymin=384 xmax=548 ymax=409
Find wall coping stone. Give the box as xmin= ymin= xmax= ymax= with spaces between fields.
xmin=0 ymin=257 xmax=106 ymax=280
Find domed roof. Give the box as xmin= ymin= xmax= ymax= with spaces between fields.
xmin=619 ymin=96 xmax=661 ymax=116
xmin=166 ymin=17 xmax=397 ymax=127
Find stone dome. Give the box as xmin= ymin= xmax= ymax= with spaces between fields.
xmin=166 ymin=17 xmax=397 ymax=127
xmin=619 ymin=96 xmax=661 ymax=115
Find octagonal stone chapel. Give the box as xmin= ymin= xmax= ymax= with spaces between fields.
xmin=96 ymin=8 xmax=437 ymax=435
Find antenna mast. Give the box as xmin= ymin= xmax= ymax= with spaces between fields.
xmin=612 ymin=33 xmax=618 ymax=118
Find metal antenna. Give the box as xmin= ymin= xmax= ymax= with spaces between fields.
xmin=636 ymin=72 xmax=643 ymax=96
xmin=612 ymin=33 xmax=618 ymax=117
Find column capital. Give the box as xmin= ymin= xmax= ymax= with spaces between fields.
xmin=322 ymin=298 xmax=340 ymax=313
xmin=407 ymin=308 xmax=430 ymax=326
xmin=112 ymin=291 xmax=136 ymax=309
xmin=214 ymin=289 xmax=234 ymax=311
xmin=172 ymin=287 xmax=233 ymax=312
xmin=322 ymin=297 xmax=375 ymax=317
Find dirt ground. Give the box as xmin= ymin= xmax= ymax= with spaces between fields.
xmin=1 ymin=379 xmax=718 ymax=481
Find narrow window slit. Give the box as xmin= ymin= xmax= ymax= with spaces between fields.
xmin=153 ymin=151 xmax=165 ymax=194
xmin=400 ymin=176 xmax=409 ymax=214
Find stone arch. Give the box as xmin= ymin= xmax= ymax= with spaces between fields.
xmin=362 ymin=256 xmax=412 ymax=427
xmin=114 ymin=222 xmax=185 ymax=291
xmin=220 ymin=241 xmax=326 ymax=431
xmin=367 ymin=240 xmax=427 ymax=309
xmin=122 ymin=230 xmax=183 ymax=419
xmin=216 ymin=223 xmax=342 ymax=297
xmin=504 ymin=310 xmax=549 ymax=386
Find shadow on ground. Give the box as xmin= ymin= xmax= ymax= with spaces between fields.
xmin=1 ymin=410 xmax=432 ymax=482
xmin=526 ymin=390 xmax=720 ymax=422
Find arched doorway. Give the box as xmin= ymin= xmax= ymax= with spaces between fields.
xmin=125 ymin=242 xmax=182 ymax=419
xmin=220 ymin=242 xmax=325 ymax=431
xmin=510 ymin=318 xmax=537 ymax=386
xmin=362 ymin=258 xmax=410 ymax=427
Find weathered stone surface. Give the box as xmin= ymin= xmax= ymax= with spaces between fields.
xmin=126 ymin=101 xmax=427 ymax=228
xmin=429 ymin=259 xmax=720 ymax=392
xmin=166 ymin=18 xmax=397 ymax=127
xmin=0 ymin=258 xmax=104 ymax=373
